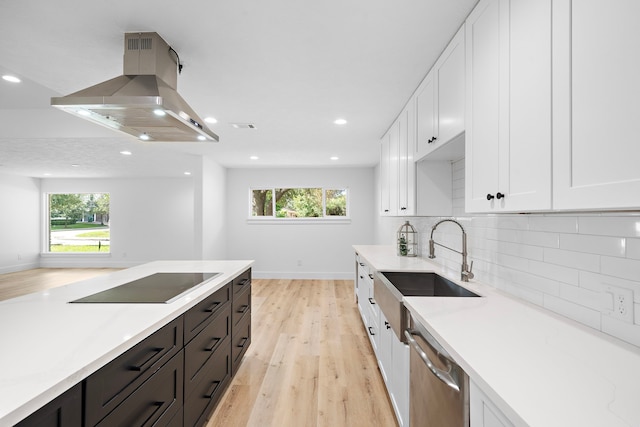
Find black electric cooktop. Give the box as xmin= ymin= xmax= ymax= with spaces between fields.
xmin=70 ymin=272 xmax=221 ymax=304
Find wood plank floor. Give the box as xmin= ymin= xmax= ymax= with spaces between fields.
xmin=207 ymin=279 xmax=398 ymax=427
xmin=0 ymin=268 xmax=120 ymax=301
xmin=0 ymin=271 xmax=397 ymax=426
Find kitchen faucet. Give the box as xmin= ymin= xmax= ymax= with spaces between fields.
xmin=428 ymin=219 xmax=474 ymax=282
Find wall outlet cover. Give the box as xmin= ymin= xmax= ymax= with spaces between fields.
xmin=602 ymin=285 xmax=634 ymax=324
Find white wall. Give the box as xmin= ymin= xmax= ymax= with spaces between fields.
xmin=226 ymin=167 xmax=375 ymax=279
xmin=0 ymin=173 xmax=40 ymax=273
xmin=200 ymin=156 xmax=228 ymax=260
xmin=375 ymin=158 xmax=640 ymax=348
xmin=40 ymin=177 xmax=199 ymax=268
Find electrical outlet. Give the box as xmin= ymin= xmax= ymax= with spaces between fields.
xmin=603 ymin=285 xmax=634 ymax=324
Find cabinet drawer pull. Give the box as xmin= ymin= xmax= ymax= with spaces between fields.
xmin=237 ymin=337 xmax=249 ymax=348
xmin=130 ymin=347 xmax=164 ymax=372
xmin=359 ymin=262 xmax=365 ymax=266
xmin=368 ymin=297 xmax=376 ymax=305
xmin=204 ymin=381 xmax=222 ymax=399
xmin=359 ymin=275 xmax=364 ymax=279
xmin=384 ymin=209 xmax=389 ymax=212
xmin=496 ymin=192 xmax=505 ymax=199
xmin=238 ymin=279 xmax=250 ymax=287
xmin=205 ymin=337 xmax=222 ymax=352
xmin=385 ymin=321 xmax=391 ymax=330
xmin=205 ymin=301 xmax=221 ymax=313
xmin=237 ymin=305 xmax=249 ymax=314
xmin=486 ymin=193 xmax=495 ymax=200
xmin=137 ymin=401 xmax=165 ymax=427
xmin=368 ymin=274 xmax=374 ymax=280
xmin=368 ymin=326 xmax=375 ymax=336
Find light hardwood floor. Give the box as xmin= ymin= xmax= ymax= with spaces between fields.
xmin=207 ymin=279 xmax=398 ymax=427
xmin=0 ymin=268 xmax=120 ymax=301
xmin=0 ymin=270 xmax=397 ymax=427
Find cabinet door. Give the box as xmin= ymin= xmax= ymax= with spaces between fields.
xmin=465 ymin=0 xmax=503 ymax=212
xmin=398 ymin=107 xmax=416 ymax=215
xmin=391 ymin=337 xmax=410 ymax=427
xmin=466 ymin=0 xmax=551 ymax=213
xmin=380 ymin=134 xmax=391 ymax=215
xmin=553 ymin=0 xmax=640 ymax=209
xmin=470 ymin=380 xmax=515 ymax=427
xmin=388 ymin=120 xmax=399 ymax=216
xmin=415 ymin=70 xmax=437 ymax=159
xmin=436 ymin=25 xmax=465 ymax=146
xmin=16 ymin=384 xmax=82 ymax=427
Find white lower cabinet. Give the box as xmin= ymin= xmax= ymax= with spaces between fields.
xmin=470 ymin=380 xmax=514 ymax=427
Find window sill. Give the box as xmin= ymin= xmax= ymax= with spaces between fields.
xmin=247 ymin=218 xmax=351 ymax=225
xmin=40 ymin=252 xmax=112 ymax=257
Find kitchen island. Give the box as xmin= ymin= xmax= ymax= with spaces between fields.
xmin=354 ymin=245 xmax=640 ymax=427
xmin=0 ymin=259 xmax=253 ymax=426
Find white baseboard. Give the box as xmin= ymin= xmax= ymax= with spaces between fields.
xmin=0 ymin=262 xmax=40 ymax=275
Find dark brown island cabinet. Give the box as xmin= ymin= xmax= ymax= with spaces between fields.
xmin=15 ymin=268 xmax=252 ymax=427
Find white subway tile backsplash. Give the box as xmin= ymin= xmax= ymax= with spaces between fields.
xmin=579 ymin=216 xmax=640 ymax=238
xmin=529 ymin=260 xmax=580 ymax=286
xmin=543 ymin=248 xmax=600 ymax=272
xmin=543 ymin=294 xmax=601 ymax=330
xmin=627 ymin=238 xmax=640 ymax=260
xmin=515 ymin=230 xmax=559 ymax=248
xmin=579 ymin=271 xmax=640 ymax=303
xmin=495 ymin=252 xmax=529 ymax=271
xmin=503 ymin=282 xmax=545 ymax=306
xmin=601 ymin=256 xmax=640 ymax=283
xmin=558 ymin=283 xmax=602 ymax=311
xmin=559 ymin=233 xmax=626 ymax=257
xmin=530 ymin=216 xmax=578 ymax=233
xmin=494 ymin=241 xmax=544 ymax=261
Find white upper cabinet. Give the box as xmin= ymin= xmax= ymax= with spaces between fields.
xmin=416 ymin=26 xmax=465 ymax=161
xmin=552 ymin=0 xmax=640 ymax=210
xmin=465 ymin=0 xmax=552 ymax=213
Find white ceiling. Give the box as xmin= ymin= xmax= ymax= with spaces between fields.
xmin=0 ymin=0 xmax=477 ymax=178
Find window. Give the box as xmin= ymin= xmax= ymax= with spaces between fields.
xmin=47 ymin=193 xmax=110 ymax=253
xmin=250 ymin=188 xmax=348 ymax=219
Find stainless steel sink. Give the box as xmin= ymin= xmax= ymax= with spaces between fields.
xmin=373 ymin=271 xmax=480 ymax=341
xmin=380 ymin=272 xmax=480 ymax=298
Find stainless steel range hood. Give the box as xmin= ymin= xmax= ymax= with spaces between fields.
xmin=51 ymin=32 xmax=219 ymax=142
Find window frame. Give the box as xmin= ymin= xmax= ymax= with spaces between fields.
xmin=43 ymin=192 xmax=111 ymax=255
xmin=248 ymin=187 xmax=350 ymax=224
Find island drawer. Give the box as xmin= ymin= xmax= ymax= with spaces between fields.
xmin=184 ymin=341 xmax=231 ymax=427
xmin=95 ymin=350 xmax=184 ymax=427
xmin=84 ymin=316 xmax=184 ymax=427
xmin=232 ymin=310 xmax=251 ymax=375
xmin=15 ymin=383 xmax=82 ymax=427
xmin=184 ymin=283 xmax=231 ymax=344
xmin=232 ymin=268 xmax=251 ymax=297
xmin=184 ymin=308 xmax=231 ymax=397
xmin=232 ymin=284 xmax=251 ymax=327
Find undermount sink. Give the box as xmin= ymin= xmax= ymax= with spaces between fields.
xmin=373 ymin=271 xmax=480 ymax=341
xmin=380 ymin=272 xmax=480 ymax=298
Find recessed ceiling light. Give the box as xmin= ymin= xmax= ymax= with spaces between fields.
xmin=250 ymin=156 xmax=259 ymax=160
xmin=71 ymin=164 xmax=80 ymax=167
xmin=2 ymin=75 xmax=20 ymax=83
xmin=139 ymin=133 xmax=150 ymax=141
xmin=77 ymin=110 xmax=91 ymax=117
xmin=334 ymin=118 xmax=347 ymax=125
xmin=330 ymin=156 xmax=339 ymax=161
xmin=43 ymin=173 xmax=51 ymax=176
xmin=120 ymin=150 xmax=132 ymax=156
xmin=184 ymin=171 xmax=192 ymax=176
xmin=197 ymin=135 xmax=206 ymax=141
xmin=205 ymin=117 xmax=217 ymax=124
xmin=153 ymin=109 xmax=166 ymax=116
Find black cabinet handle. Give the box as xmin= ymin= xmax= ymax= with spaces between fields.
xmin=384 ymin=209 xmax=389 ymax=212
xmin=136 ymin=401 xmax=164 ymax=427
xmin=432 ymin=136 xmax=437 ymax=142
xmin=486 ymin=194 xmax=495 ymax=200
xmin=400 ymin=207 xmax=407 ymax=210
xmin=237 ymin=337 xmax=249 ymax=348
xmin=237 ymin=305 xmax=249 ymax=314
xmin=205 ymin=337 xmax=221 ymax=352
xmin=427 ymin=137 xmax=433 ymax=143
xmin=130 ymin=347 xmax=164 ymax=372
xmin=368 ymin=274 xmax=374 ymax=280
xmin=368 ymin=326 xmax=375 ymax=336
xmin=368 ymin=297 xmax=376 ymax=305
xmin=385 ymin=321 xmax=391 ymax=330
xmin=496 ymin=192 xmax=505 ymax=199
xmin=205 ymin=301 xmax=221 ymax=313
xmin=238 ymin=279 xmax=250 ymax=287
xmin=359 ymin=275 xmax=364 ymax=279
xmin=204 ymin=381 xmax=222 ymax=399
xmin=359 ymin=262 xmax=365 ymax=266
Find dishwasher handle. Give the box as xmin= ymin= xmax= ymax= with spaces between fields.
xmin=404 ymin=328 xmax=460 ymax=392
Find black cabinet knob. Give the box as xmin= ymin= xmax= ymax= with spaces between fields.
xmin=432 ymin=136 xmax=437 ymax=142
xmin=486 ymin=194 xmax=495 ymax=200
xmin=400 ymin=207 xmax=406 ymax=210
xmin=496 ymin=192 xmax=505 ymax=199
xmin=427 ymin=137 xmax=433 ymax=143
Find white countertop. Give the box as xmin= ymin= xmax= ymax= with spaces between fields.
xmin=0 ymin=260 xmax=253 ymax=427
xmin=354 ymin=245 xmax=640 ymax=427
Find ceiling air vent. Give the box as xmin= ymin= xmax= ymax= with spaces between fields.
xmin=230 ymin=123 xmax=256 ymax=129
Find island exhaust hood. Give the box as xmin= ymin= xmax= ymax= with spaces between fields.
xmin=51 ymin=32 xmax=219 ymax=142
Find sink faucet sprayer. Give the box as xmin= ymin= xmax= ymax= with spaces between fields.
xmin=428 ymin=219 xmax=474 ymax=282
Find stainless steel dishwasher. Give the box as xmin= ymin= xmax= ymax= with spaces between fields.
xmin=404 ymin=313 xmax=469 ymax=427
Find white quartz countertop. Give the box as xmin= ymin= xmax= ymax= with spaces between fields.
xmin=0 ymin=260 xmax=253 ymax=427
xmin=353 ymin=245 xmax=640 ymax=427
